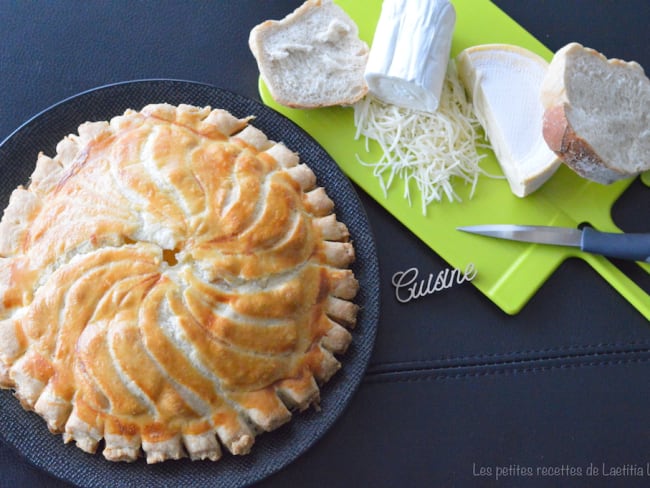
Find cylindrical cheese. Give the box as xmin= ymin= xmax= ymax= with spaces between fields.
xmin=364 ymin=0 xmax=456 ymax=113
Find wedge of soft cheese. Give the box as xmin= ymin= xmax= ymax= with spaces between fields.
xmin=365 ymin=0 xmax=456 ymax=113
xmin=456 ymin=44 xmax=561 ymax=197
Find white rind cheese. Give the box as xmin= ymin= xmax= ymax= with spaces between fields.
xmin=364 ymin=0 xmax=456 ymax=113
xmin=456 ymin=44 xmax=561 ymax=197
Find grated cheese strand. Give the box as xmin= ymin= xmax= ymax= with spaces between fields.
xmin=353 ymin=61 xmax=495 ymax=214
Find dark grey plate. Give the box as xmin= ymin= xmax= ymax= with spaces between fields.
xmin=0 ymin=80 xmax=380 ymax=488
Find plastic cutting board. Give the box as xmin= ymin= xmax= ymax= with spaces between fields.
xmin=258 ymin=0 xmax=650 ymax=319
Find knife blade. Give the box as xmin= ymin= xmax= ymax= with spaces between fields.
xmin=457 ymin=225 xmax=650 ymax=263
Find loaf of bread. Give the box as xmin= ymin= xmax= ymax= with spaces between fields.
xmin=249 ymin=0 xmax=368 ymax=109
xmin=541 ymin=42 xmax=650 ymax=184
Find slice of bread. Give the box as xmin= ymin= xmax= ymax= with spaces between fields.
xmin=541 ymin=42 xmax=650 ymax=184
xmin=456 ymin=44 xmax=561 ymax=197
xmin=249 ymin=0 xmax=368 ymax=109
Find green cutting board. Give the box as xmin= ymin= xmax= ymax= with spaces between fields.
xmin=259 ymin=0 xmax=650 ymax=319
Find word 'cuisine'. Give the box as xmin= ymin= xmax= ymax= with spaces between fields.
xmin=391 ymin=264 xmax=477 ymax=303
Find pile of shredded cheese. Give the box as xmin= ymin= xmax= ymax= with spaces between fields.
xmin=353 ymin=61 xmax=493 ymax=214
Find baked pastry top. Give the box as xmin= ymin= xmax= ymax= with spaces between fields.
xmin=0 ymin=103 xmax=358 ymax=463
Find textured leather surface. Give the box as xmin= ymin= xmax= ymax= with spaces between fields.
xmin=1 ymin=1 xmax=649 ymax=487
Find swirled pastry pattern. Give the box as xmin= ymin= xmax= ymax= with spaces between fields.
xmin=0 ymin=104 xmax=358 ymax=463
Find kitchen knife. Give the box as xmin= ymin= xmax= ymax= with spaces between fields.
xmin=457 ymin=225 xmax=650 ymax=263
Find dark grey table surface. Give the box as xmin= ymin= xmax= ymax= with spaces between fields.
xmin=1 ymin=1 xmax=649 ymax=487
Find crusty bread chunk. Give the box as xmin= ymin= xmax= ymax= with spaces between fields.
xmin=249 ymin=0 xmax=368 ymax=109
xmin=541 ymin=42 xmax=650 ymax=184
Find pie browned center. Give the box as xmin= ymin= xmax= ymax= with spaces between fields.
xmin=0 ymin=103 xmax=358 ymax=463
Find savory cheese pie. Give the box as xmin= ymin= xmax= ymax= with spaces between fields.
xmin=0 ymin=103 xmax=358 ymax=463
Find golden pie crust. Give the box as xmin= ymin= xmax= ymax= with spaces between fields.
xmin=0 ymin=103 xmax=358 ymax=463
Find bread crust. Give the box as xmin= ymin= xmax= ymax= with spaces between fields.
xmin=542 ymin=104 xmax=627 ymax=184
xmin=541 ymin=42 xmax=650 ymax=183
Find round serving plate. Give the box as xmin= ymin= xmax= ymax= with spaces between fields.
xmin=0 ymin=80 xmax=380 ymax=488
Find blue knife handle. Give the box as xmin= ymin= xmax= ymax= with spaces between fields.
xmin=582 ymin=227 xmax=650 ymax=262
